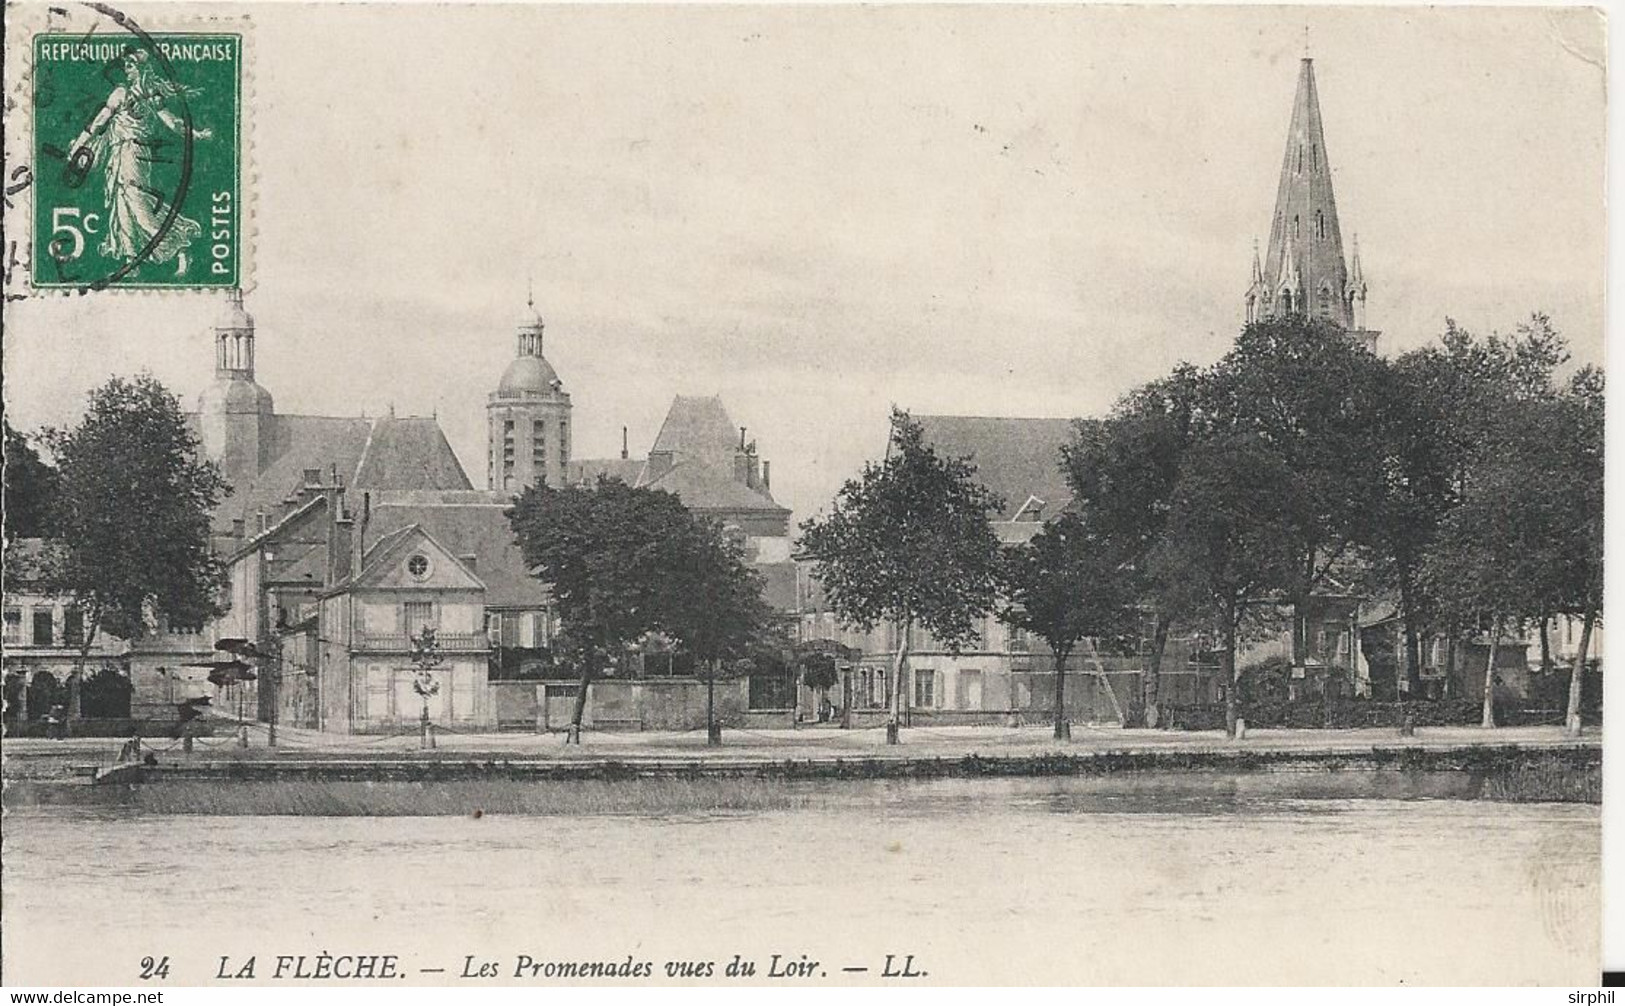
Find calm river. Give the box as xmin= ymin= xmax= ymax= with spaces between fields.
xmin=2 ymin=776 xmax=1599 ymax=985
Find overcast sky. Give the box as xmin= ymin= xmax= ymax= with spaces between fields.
xmin=3 ymin=3 xmax=1606 ymax=522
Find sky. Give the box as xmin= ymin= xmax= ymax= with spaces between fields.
xmin=2 ymin=3 xmax=1607 ymax=524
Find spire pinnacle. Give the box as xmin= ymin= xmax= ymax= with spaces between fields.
xmin=1254 ymin=54 xmax=1353 ymax=327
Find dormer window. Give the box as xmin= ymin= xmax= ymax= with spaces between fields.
xmin=1315 ymin=210 xmax=1326 ymax=240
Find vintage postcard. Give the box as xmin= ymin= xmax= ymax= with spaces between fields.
xmin=0 ymin=2 xmax=1609 ymax=990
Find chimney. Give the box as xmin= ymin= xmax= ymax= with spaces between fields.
xmin=330 ymin=511 xmax=353 ymax=583
xmin=621 ymin=426 xmax=629 ymax=461
xmin=350 ymin=491 xmax=371 ymax=577
xmin=231 ymin=518 xmax=246 ymax=540
xmin=761 ymin=460 xmax=771 ymax=493
xmin=459 ymin=553 xmax=479 ymax=573
xmin=739 ymin=427 xmax=747 ymax=451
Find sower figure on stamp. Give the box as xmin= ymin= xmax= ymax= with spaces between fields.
xmin=67 ymin=49 xmax=211 ymax=275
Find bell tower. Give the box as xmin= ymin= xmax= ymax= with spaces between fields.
xmin=197 ymin=290 xmax=275 ymax=489
xmin=486 ymin=295 xmax=572 ymax=493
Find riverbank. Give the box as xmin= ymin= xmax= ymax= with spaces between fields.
xmin=2 ymin=722 xmax=1600 ymax=807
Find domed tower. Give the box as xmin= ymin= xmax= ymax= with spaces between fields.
xmin=197 ymin=290 xmax=275 ymax=489
xmin=487 ymin=296 xmax=572 ymax=493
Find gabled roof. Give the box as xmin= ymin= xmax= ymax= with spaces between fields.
xmin=347 ymin=523 xmax=485 ymax=593
xmin=912 ymin=415 xmax=1078 ymax=522
xmin=366 ymin=499 xmax=549 ymax=609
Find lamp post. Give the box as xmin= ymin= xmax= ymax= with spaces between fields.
xmin=410 ymin=625 xmax=443 ymax=750
xmin=213 ymin=637 xmax=276 ymax=746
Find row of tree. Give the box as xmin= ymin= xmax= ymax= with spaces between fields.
xmin=798 ymin=314 xmax=1603 ymax=742
xmin=1056 ymin=314 xmax=1601 ymax=735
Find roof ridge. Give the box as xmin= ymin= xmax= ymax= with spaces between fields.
xmin=352 ymin=417 xmax=379 ymax=487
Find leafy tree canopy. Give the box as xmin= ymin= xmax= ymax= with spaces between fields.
xmin=4 ymin=417 xmax=59 ymax=542
xmin=797 ymin=409 xmax=1004 ymax=652
xmin=42 ymin=374 xmax=229 ymax=644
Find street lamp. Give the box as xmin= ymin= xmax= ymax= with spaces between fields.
xmin=410 ymin=625 xmax=443 ymax=749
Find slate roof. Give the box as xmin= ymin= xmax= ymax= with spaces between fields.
xmin=650 ymin=395 xmax=742 ymax=469
xmin=567 ymin=457 xmax=646 ymax=486
xmin=195 ymin=413 xmax=473 ymax=533
xmin=365 ymin=497 xmax=548 ymax=609
xmin=912 ymin=415 xmax=1079 ymax=522
xmin=643 ymin=459 xmax=790 ymax=514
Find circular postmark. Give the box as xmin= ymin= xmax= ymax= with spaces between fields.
xmin=29 ymin=2 xmax=239 ymax=292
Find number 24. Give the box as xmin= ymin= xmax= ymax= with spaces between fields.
xmin=139 ymin=955 xmax=171 ymax=980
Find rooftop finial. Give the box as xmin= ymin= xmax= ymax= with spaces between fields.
xmin=1303 ymin=25 xmax=1311 ymax=59
xmin=527 ymin=275 xmax=534 ymax=311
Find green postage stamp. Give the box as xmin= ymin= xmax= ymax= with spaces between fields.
xmin=30 ymin=29 xmax=242 ymax=290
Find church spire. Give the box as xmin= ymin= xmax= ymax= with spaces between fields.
xmin=1253 ymin=56 xmax=1353 ymax=329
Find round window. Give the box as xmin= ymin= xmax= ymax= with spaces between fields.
xmin=407 ymin=554 xmax=431 ymax=580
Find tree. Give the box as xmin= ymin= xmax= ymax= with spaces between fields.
xmin=4 ymin=417 xmax=59 ymax=542
xmin=1062 ymin=365 xmax=1204 ymax=726
xmin=508 ymin=476 xmax=701 ymax=742
xmin=1149 ymin=433 xmax=1301 ymax=737
xmin=664 ymin=519 xmax=780 ymax=745
xmin=1554 ymin=367 xmax=1603 ymax=735
xmin=998 ymin=512 xmax=1138 ymax=739
xmin=1200 ymin=317 xmax=1390 ymax=676
xmin=798 ymin=409 xmax=1004 ymax=744
xmin=1412 ymin=316 xmax=1574 ymax=726
xmin=41 ymin=374 xmax=229 ymax=716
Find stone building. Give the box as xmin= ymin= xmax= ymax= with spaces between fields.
xmin=486 ymin=298 xmax=572 ymax=493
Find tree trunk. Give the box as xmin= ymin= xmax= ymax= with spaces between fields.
xmin=1400 ymin=577 xmax=1422 ymax=697
xmin=1052 ymin=645 xmax=1071 ymax=740
xmin=568 ymin=669 xmax=591 ymax=744
xmin=1144 ymin=614 xmax=1171 ymax=728
xmin=706 ymin=659 xmax=720 ymax=746
xmin=1539 ymin=615 xmax=1553 ymax=674
xmin=1480 ymin=615 xmax=1501 ymax=729
xmin=1222 ymin=603 xmax=1239 ymax=739
xmin=887 ymin=619 xmax=910 ymax=744
xmin=1565 ymin=610 xmax=1595 ymax=737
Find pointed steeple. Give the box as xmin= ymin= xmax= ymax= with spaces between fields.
xmin=1245 ymin=238 xmax=1267 ymax=323
xmin=1346 ymin=234 xmax=1368 ymax=329
xmin=1256 ymin=57 xmax=1352 ymax=328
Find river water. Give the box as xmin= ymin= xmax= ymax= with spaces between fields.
xmin=2 ymin=776 xmax=1599 ymax=985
